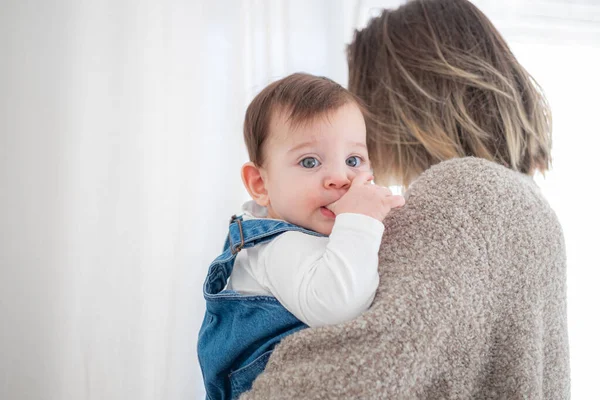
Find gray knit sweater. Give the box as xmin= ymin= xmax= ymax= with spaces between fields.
xmin=241 ymin=157 xmax=570 ymax=399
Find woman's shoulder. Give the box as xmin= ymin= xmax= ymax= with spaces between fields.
xmin=383 ymin=156 xmax=564 ymax=272
xmin=389 ymin=157 xmax=553 ymax=228
xmin=411 ymin=157 xmax=541 ymax=202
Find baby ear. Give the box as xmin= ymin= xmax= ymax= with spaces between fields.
xmin=241 ymin=162 xmax=270 ymax=207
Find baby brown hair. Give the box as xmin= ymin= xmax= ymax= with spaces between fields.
xmin=244 ymin=73 xmax=365 ymax=167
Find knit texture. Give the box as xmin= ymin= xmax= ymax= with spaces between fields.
xmin=241 ymin=157 xmax=570 ymax=400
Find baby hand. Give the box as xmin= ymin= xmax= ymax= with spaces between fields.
xmin=327 ymin=172 xmax=405 ymax=222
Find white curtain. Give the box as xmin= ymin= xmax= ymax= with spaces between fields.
xmin=1 ymin=1 xmax=597 ymax=399
xmin=0 ymin=1 xmax=358 ymax=399
xmin=1 ymin=1 xmax=248 ymax=399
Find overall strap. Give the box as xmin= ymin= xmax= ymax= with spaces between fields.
xmin=205 ymin=215 xmax=324 ymax=296
xmin=225 ymin=215 xmax=323 ymax=255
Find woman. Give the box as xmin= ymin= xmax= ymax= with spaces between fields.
xmin=241 ymin=0 xmax=569 ymax=398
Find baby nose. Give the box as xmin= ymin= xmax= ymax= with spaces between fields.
xmin=324 ymin=170 xmax=351 ymax=189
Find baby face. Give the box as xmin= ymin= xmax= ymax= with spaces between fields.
xmin=259 ymin=102 xmax=370 ymax=235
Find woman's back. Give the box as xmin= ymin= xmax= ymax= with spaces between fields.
xmin=377 ymin=157 xmax=569 ymax=398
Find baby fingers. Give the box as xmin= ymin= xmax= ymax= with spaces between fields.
xmin=387 ymin=194 xmax=405 ymax=208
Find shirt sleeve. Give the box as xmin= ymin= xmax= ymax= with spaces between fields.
xmin=258 ymin=213 xmax=384 ymax=327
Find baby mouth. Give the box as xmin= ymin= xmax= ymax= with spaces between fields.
xmin=320 ymin=206 xmax=336 ymax=219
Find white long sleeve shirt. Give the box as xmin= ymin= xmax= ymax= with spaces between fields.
xmin=226 ymin=202 xmax=384 ymax=328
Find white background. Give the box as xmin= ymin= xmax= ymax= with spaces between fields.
xmin=1 ymin=0 xmax=598 ymax=399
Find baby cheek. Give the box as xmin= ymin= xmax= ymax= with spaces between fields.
xmin=304 ymin=192 xmax=326 ymax=210
xmin=286 ymin=186 xmax=321 ymax=208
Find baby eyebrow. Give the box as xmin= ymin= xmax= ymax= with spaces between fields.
xmin=352 ymin=142 xmax=368 ymax=151
xmin=288 ymin=141 xmax=368 ymax=153
xmin=287 ymin=142 xmax=316 ymax=154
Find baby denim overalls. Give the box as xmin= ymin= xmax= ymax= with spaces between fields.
xmin=198 ymin=215 xmax=324 ymax=400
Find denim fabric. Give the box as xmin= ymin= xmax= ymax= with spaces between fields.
xmin=198 ymin=216 xmax=324 ymax=400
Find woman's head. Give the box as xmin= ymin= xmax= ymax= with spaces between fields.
xmin=347 ymin=0 xmax=551 ymax=186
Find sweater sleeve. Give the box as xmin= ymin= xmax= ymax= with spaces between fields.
xmin=259 ymin=213 xmax=384 ymax=327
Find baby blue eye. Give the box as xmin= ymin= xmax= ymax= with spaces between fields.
xmin=300 ymin=157 xmax=320 ymax=168
xmin=346 ymin=156 xmax=362 ymax=167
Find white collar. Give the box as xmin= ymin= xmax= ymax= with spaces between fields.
xmin=241 ymin=200 xmax=268 ymax=219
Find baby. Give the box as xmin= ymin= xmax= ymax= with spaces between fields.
xmin=198 ymin=73 xmax=405 ymax=400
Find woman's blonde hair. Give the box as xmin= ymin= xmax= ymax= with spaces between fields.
xmin=347 ymin=0 xmax=552 ymax=186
